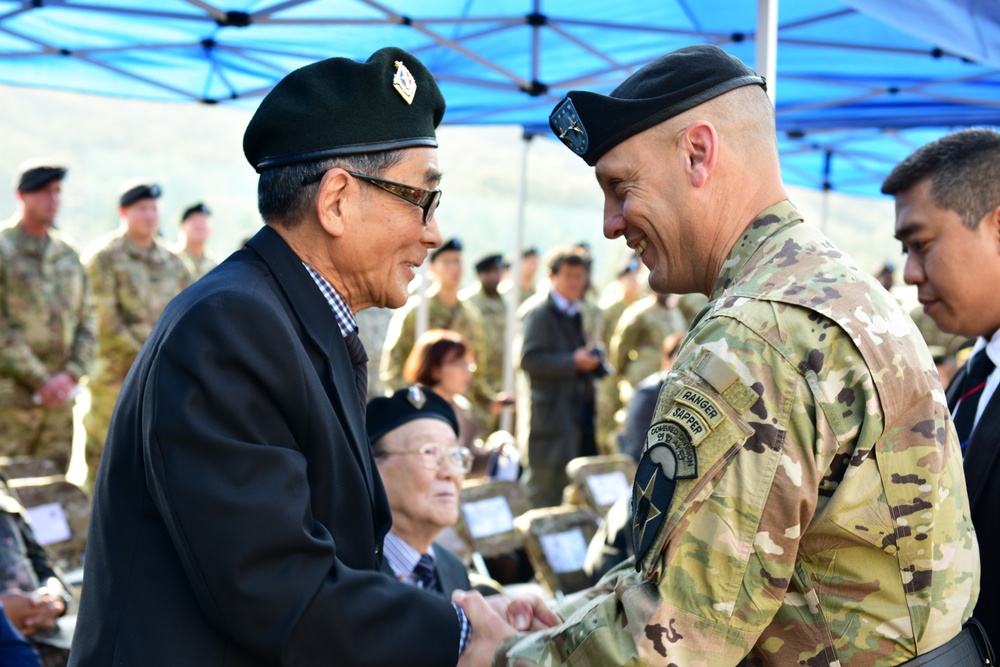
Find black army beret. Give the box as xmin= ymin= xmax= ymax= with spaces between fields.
xmin=475 ymin=253 xmax=504 ymax=273
xmin=367 ymin=385 xmax=459 ymax=444
xmin=244 ymin=47 xmax=446 ymax=173
xmin=550 ymin=44 xmax=766 ymax=166
xmin=118 ymin=179 xmax=161 ymax=208
xmin=15 ymin=161 xmax=66 ymax=192
xmin=430 ymin=237 xmax=462 ymax=262
xmin=181 ymin=202 xmax=210 ymax=222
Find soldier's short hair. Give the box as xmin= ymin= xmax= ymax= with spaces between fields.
xmin=545 ymin=245 xmax=589 ymax=276
xmin=881 ymin=128 xmax=1000 ymax=229
xmin=256 ymin=149 xmax=402 ymax=228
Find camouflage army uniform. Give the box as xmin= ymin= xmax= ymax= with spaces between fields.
xmin=500 ymin=201 xmax=978 ymax=666
xmin=0 ymin=222 xmax=95 ymax=471
xmin=460 ymin=283 xmax=508 ymax=432
xmin=177 ymin=246 xmax=218 ymax=281
xmin=595 ymin=292 xmax=635 ymax=454
xmin=84 ymin=230 xmax=191 ymax=485
xmin=380 ymin=286 xmax=486 ymax=397
xmin=611 ymin=294 xmax=688 ymax=390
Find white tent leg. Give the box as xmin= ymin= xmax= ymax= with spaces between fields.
xmin=757 ymin=0 xmax=778 ymax=106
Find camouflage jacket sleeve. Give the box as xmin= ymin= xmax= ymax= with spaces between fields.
xmin=0 ymin=250 xmax=49 ymax=389
xmin=65 ymin=266 xmax=97 ymax=382
xmin=499 ymin=301 xmax=904 ymax=666
xmin=459 ymin=301 xmax=495 ymax=404
xmin=380 ymin=305 xmax=415 ymax=392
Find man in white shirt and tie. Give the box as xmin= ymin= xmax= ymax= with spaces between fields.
xmin=885 ymin=127 xmax=1000 ymax=646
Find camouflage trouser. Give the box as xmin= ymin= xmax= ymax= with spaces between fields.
xmin=35 ymin=641 xmax=69 ymax=667
xmin=520 ymin=464 xmax=569 ymax=510
xmin=0 ymin=404 xmax=75 ymax=474
xmin=594 ymin=375 xmax=621 ymax=456
xmin=82 ymin=381 xmax=122 ymax=489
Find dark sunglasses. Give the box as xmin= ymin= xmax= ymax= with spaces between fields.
xmin=302 ymin=169 xmax=441 ymax=224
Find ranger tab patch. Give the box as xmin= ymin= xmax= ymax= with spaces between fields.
xmin=633 ymin=421 xmax=699 ymax=567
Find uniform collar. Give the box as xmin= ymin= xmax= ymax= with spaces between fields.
xmin=710 ymin=200 xmax=803 ymax=301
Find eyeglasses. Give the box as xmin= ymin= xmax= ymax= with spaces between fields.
xmin=377 ymin=442 xmax=473 ymax=473
xmin=301 ymin=169 xmax=441 ymax=224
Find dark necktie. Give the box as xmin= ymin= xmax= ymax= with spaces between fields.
xmin=413 ymin=553 xmax=437 ymax=591
xmin=953 ymin=349 xmax=995 ymax=447
xmin=343 ymin=329 xmax=368 ymax=414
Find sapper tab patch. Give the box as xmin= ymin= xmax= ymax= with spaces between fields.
xmin=632 ymin=422 xmax=698 ymax=567
xmin=550 ymin=98 xmax=589 ymax=156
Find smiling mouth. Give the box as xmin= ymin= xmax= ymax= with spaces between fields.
xmin=633 ymin=239 xmax=647 ymax=257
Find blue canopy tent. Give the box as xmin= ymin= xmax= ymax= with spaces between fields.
xmin=2 ymin=0 xmax=997 ymax=417
xmin=1 ymin=0 xmax=998 ymax=195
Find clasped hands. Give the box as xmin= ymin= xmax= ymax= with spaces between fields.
xmin=453 ymin=590 xmax=560 ymax=666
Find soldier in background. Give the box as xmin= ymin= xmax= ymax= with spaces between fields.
xmin=175 ymin=202 xmax=217 ymax=280
xmin=83 ymin=180 xmax=191 ymax=487
xmin=380 ymin=237 xmax=485 ymax=399
xmin=0 ymin=162 xmax=95 ymax=472
xmin=594 ymin=256 xmax=643 ymax=452
xmin=460 ymin=253 xmax=511 ymax=432
xmin=467 ymin=44 xmax=981 ymax=666
xmin=499 ymin=246 xmax=539 ymax=304
xmin=610 ymin=292 xmax=687 ymax=395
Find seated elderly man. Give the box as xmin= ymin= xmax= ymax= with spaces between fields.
xmin=367 ymin=386 xmax=474 ymax=597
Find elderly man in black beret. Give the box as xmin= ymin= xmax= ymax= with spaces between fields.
xmin=455 ymin=44 xmax=983 ymax=666
xmin=368 ymin=386 xmax=473 ymax=596
xmin=70 ymin=48 xmax=552 ymax=667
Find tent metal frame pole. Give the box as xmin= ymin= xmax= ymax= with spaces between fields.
xmin=499 ymin=131 xmax=532 ymax=434
xmin=757 ymin=0 xmax=778 ymax=106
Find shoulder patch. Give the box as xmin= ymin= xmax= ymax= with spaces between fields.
xmin=691 ymin=349 xmax=757 ymax=414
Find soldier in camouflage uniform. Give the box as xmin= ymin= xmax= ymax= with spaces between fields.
xmin=460 ymin=253 xmax=511 ymax=432
xmin=610 ymin=292 xmax=687 ymax=393
xmin=83 ymin=180 xmax=191 ymax=487
xmin=175 ymin=202 xmax=218 ymax=280
xmin=499 ymin=247 xmax=539 ymax=305
xmin=0 ymin=162 xmax=95 ymax=473
xmin=456 ymin=45 xmax=981 ymax=666
xmin=380 ymin=237 xmax=486 ymax=404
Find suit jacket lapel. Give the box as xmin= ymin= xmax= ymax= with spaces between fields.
xmin=964 ymin=387 xmax=1000 ymax=513
xmin=244 ymin=227 xmax=375 ymax=505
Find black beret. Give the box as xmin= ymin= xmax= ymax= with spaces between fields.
xmin=475 ymin=253 xmax=504 ymax=273
xmin=118 ymin=179 xmax=161 ymax=208
xmin=244 ymin=46 xmax=446 ymax=172
xmin=430 ymin=237 xmax=462 ymax=262
xmin=367 ymin=385 xmax=459 ymax=444
xmin=550 ymin=44 xmax=766 ymax=166
xmin=15 ymin=161 xmax=66 ymax=192
xmin=522 ymin=247 xmax=539 ymax=258
xmin=181 ymin=202 xmax=211 ymax=222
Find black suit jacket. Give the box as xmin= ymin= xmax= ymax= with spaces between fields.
xmin=70 ymin=227 xmax=459 ymax=667
xmin=379 ymin=541 xmax=471 ymax=598
xmin=516 ymin=294 xmax=594 ymax=466
xmin=947 ymin=364 xmax=1000 ymax=644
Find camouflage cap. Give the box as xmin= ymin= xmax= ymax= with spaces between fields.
xmin=118 ymin=179 xmax=161 ymax=208
xmin=366 ymin=385 xmax=459 ymax=444
xmin=549 ymin=44 xmax=766 ymax=166
xmin=243 ymin=46 xmax=446 ymax=173
xmin=15 ymin=160 xmax=66 ymax=192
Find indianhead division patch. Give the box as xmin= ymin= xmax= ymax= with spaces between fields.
xmin=549 ymin=98 xmax=588 ymax=156
xmin=632 ymin=422 xmax=699 ymax=567
xmin=393 ymin=60 xmax=417 ymax=105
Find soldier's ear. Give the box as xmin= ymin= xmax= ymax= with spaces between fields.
xmin=680 ymin=120 xmax=718 ymax=189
